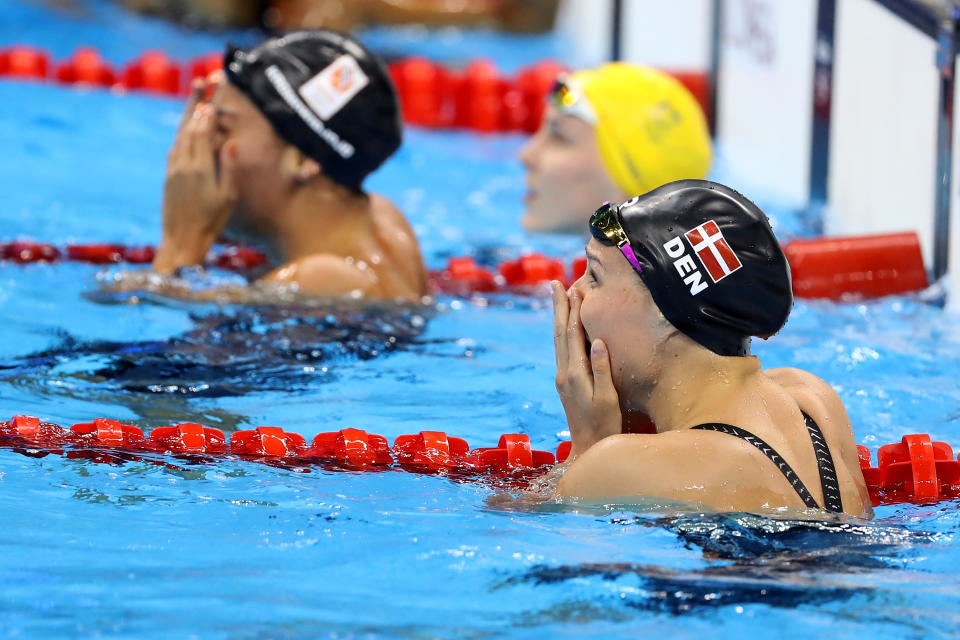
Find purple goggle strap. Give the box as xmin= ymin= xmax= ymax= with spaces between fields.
xmin=617 ymin=242 xmax=643 ymax=274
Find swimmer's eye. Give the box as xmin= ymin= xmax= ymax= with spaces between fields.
xmin=547 ymin=122 xmax=572 ymax=144
xmin=587 ymin=269 xmax=598 ymax=284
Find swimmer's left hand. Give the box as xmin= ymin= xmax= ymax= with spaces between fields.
xmin=552 ymin=281 xmax=623 ymax=459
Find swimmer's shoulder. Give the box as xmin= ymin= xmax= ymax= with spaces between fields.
xmin=369 ymin=193 xmax=422 ymax=256
xmin=263 ymin=253 xmax=378 ymax=296
xmin=765 ymin=367 xmax=870 ymax=515
xmin=370 ymin=193 xmax=416 ymax=235
xmin=557 ymin=431 xmax=778 ymax=506
xmin=765 ymin=366 xmax=833 ymax=392
xmin=765 ymin=367 xmax=848 ymax=425
xmin=368 ymin=192 xmax=430 ymax=297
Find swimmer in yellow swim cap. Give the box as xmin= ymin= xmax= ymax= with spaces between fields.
xmin=519 ymin=63 xmax=712 ymax=233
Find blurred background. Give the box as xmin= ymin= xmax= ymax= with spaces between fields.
xmin=4 ymin=0 xmax=959 ymax=300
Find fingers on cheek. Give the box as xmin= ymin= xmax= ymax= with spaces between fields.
xmin=220 ymin=142 xmax=237 ymax=162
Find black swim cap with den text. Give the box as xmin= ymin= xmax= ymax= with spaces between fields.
xmin=224 ymin=30 xmax=402 ymax=190
xmin=590 ymin=180 xmax=793 ymax=356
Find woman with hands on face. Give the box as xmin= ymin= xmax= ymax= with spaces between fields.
xmin=549 ymin=180 xmax=873 ymax=518
xmin=151 ymin=30 xmax=429 ymax=303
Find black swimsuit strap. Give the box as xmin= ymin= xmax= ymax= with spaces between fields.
xmin=691 ymin=422 xmax=821 ymax=510
xmin=801 ymin=412 xmax=843 ymax=513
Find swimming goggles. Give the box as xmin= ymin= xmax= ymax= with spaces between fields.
xmin=589 ymin=202 xmax=643 ymax=274
xmin=550 ymin=75 xmax=597 ymax=125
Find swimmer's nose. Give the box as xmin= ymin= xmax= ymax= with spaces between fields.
xmin=517 ymin=132 xmax=541 ymax=168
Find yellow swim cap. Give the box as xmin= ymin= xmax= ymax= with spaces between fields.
xmin=568 ymin=63 xmax=712 ymax=197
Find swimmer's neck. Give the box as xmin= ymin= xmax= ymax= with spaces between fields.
xmin=642 ymin=348 xmax=763 ymax=433
xmin=266 ymin=180 xmax=373 ymax=264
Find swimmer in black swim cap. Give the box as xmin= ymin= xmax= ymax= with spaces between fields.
xmin=549 ymin=180 xmax=872 ymax=517
xmin=151 ymin=30 xmax=429 ymax=302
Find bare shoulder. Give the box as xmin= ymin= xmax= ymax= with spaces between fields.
xmin=368 ymin=191 xmax=429 ymax=298
xmin=766 ymin=366 xmax=829 ymax=388
xmin=369 ymin=193 xmax=419 ymax=242
xmin=766 ymin=367 xmax=844 ymax=408
xmin=263 ymin=253 xmax=378 ymax=296
xmin=557 ymin=431 xmax=755 ymax=501
xmin=370 ymin=193 xmax=409 ymax=226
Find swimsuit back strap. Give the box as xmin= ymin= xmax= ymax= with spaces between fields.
xmin=801 ymin=412 xmax=844 ymax=513
xmin=690 ymin=422 xmax=821 ymax=510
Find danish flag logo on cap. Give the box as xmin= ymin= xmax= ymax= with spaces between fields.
xmin=684 ymin=220 xmax=742 ymax=283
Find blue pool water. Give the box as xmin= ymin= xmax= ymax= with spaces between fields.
xmin=3 ymin=3 xmax=960 ymax=638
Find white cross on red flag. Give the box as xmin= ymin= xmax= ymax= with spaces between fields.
xmin=684 ymin=220 xmax=742 ymax=283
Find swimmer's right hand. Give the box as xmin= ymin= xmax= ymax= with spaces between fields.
xmin=154 ymin=84 xmax=237 ymax=275
xmin=552 ymin=281 xmax=623 ymax=459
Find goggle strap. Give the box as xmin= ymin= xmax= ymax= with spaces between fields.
xmin=618 ymin=243 xmax=643 ymax=275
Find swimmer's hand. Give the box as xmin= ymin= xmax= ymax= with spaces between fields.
xmin=552 ymin=281 xmax=622 ymax=459
xmin=154 ymin=77 xmax=237 ymax=275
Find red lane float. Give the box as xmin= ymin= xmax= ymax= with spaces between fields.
xmin=0 ymin=46 xmax=49 ymax=79
xmin=231 ymin=426 xmax=307 ymax=457
xmin=1 ymin=242 xmax=61 ymax=263
xmin=213 ymin=246 xmax=269 ymax=270
xmin=150 ymin=422 xmax=227 ymax=454
xmin=390 ymin=57 xmax=442 ymax=127
xmin=431 ymin=257 xmax=498 ymax=295
xmin=467 ymin=433 xmax=555 ymax=471
xmin=2 ymin=238 xmax=932 ymax=300
xmin=785 ymin=231 xmax=928 ymax=300
xmin=394 ymin=431 xmax=470 ymax=472
xmin=0 ymin=44 xmax=711 ymax=132
xmin=56 ymin=47 xmax=116 ymax=87
xmin=121 ymin=50 xmax=182 ymax=96
xmin=0 ymin=415 xmax=555 ymax=481
xmin=498 ymin=253 xmax=567 ymax=287
xmin=858 ymin=434 xmax=960 ymax=505
xmin=458 ymin=60 xmax=502 ymax=133
xmin=1 ymin=241 xmax=262 ymax=271
xmin=66 ymin=243 xmax=157 ymax=264
xmin=71 ymin=418 xmax=145 ymax=447
xmin=308 ymin=428 xmax=393 ymax=468
xmin=1 ymin=415 xmax=65 ymax=441
xmin=2 ymin=414 xmax=958 ymax=506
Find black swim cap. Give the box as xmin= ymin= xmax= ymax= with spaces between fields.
xmin=590 ymin=180 xmax=792 ymax=356
xmin=224 ymin=30 xmax=402 ymax=190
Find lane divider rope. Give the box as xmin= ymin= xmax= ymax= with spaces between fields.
xmin=0 ymin=44 xmax=712 ymax=133
xmin=1 ymin=233 xmax=929 ymax=300
xmin=2 ymin=414 xmax=957 ymax=506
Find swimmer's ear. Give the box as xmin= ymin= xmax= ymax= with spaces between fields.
xmin=282 ymin=147 xmax=321 ymax=182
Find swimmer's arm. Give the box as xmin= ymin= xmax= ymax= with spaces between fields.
xmin=99 ymin=254 xmax=374 ymax=303
xmin=262 ymin=254 xmax=378 ymax=297
xmin=556 ymin=433 xmax=695 ymax=500
xmin=97 ymin=269 xmax=274 ymax=304
xmin=154 ymin=83 xmax=237 ymax=276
